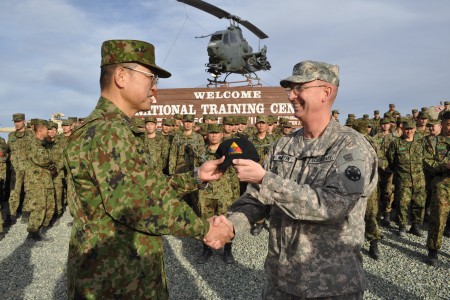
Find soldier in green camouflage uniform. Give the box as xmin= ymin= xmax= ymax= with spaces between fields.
xmin=0 ymin=136 xmax=9 ymax=240
xmin=352 ymin=119 xmax=382 ymax=260
xmin=197 ymin=124 xmax=240 ymax=264
xmin=64 ymin=39 xmax=233 ymax=299
xmin=144 ymin=117 xmax=169 ymax=174
xmin=169 ymin=114 xmax=206 ymax=216
xmin=423 ymin=112 xmax=450 ymax=266
xmin=25 ymin=119 xmax=56 ymax=243
xmin=222 ymin=116 xmax=235 ymax=140
xmin=416 ymin=111 xmax=429 ymax=138
xmin=371 ymin=110 xmax=381 ymax=136
xmin=248 ymin=115 xmax=275 ymax=165
xmin=373 ymin=117 xmax=396 ymax=226
xmin=7 ymin=113 xmax=34 ymax=223
xmin=437 ymin=101 xmax=449 ymax=120
xmin=45 ymin=121 xmax=65 ymax=222
xmin=387 ymin=119 xmax=426 ymax=237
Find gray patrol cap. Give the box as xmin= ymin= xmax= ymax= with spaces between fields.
xmin=280 ymin=60 xmax=339 ymax=88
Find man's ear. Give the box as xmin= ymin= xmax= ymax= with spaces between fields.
xmin=114 ymin=66 xmax=127 ymax=88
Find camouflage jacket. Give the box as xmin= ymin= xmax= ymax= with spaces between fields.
xmin=423 ymin=133 xmax=450 ymax=186
xmin=63 ymin=97 xmax=209 ymax=299
xmin=386 ymin=134 xmax=425 ymax=187
xmin=372 ymin=132 xmax=395 ymax=171
xmin=248 ymin=133 xmax=275 ymax=164
xmin=168 ymin=131 xmax=205 ymax=174
xmin=24 ymin=135 xmax=55 ymax=190
xmin=0 ymin=137 xmax=9 ymax=180
xmin=45 ymin=138 xmax=65 ymax=185
xmin=144 ymin=133 xmax=169 ymax=174
xmin=229 ymin=120 xmax=378 ymax=297
xmin=7 ymin=130 xmax=33 ymax=170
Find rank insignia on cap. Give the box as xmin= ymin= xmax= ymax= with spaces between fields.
xmin=345 ymin=166 xmax=361 ymax=181
xmin=228 ymin=142 xmax=243 ymax=155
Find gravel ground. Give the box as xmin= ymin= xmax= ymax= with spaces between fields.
xmin=0 ymin=210 xmax=449 ymax=300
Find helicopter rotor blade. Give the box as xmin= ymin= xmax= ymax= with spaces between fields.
xmin=239 ymin=20 xmax=268 ymax=39
xmin=178 ymin=0 xmax=268 ymax=39
xmin=177 ymin=0 xmax=230 ymax=19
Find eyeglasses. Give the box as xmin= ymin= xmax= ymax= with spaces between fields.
xmin=122 ymin=66 xmax=159 ymax=85
xmin=285 ymin=84 xmax=327 ymax=96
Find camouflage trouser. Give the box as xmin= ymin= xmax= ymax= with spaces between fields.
xmin=199 ymin=195 xmax=233 ymax=218
xmin=426 ymin=178 xmax=450 ymax=250
xmin=262 ymin=278 xmax=364 ymax=300
xmin=66 ymin=175 xmax=76 ymax=217
xmin=54 ymin=181 xmax=64 ymax=216
xmin=26 ymin=188 xmax=55 ymax=233
xmin=365 ymin=187 xmax=382 ymax=241
xmin=8 ymin=168 xmax=25 ymax=215
xmin=395 ymin=183 xmax=426 ymax=226
xmin=378 ymin=170 xmax=394 ymax=213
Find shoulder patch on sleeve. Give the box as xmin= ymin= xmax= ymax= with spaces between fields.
xmin=336 ymin=149 xmax=366 ymax=195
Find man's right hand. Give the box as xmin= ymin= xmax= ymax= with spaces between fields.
xmin=203 ymin=215 xmax=234 ymax=249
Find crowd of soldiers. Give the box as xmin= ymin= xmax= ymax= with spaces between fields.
xmin=0 ymin=101 xmax=448 ymax=266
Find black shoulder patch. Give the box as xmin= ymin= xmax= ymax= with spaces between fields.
xmin=345 ymin=166 xmax=361 ymax=181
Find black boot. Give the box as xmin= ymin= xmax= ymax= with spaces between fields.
xmin=5 ymin=215 xmax=16 ymax=227
xmin=0 ymin=232 xmax=5 ymax=241
xmin=27 ymin=231 xmax=54 ymax=243
xmin=223 ymin=242 xmax=235 ymax=264
xmin=196 ymin=244 xmax=212 ymax=264
xmin=425 ymin=249 xmax=438 ymax=267
xmin=381 ymin=212 xmax=390 ymax=227
xmin=398 ymin=225 xmax=407 ymax=237
xmin=368 ymin=240 xmax=381 ymax=260
xmin=409 ymin=223 xmax=424 ymax=237
xmin=21 ymin=212 xmax=30 ymax=224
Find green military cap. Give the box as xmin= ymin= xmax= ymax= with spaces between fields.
xmin=77 ymin=117 xmax=85 ymax=122
xmin=162 ymin=118 xmax=172 ymax=126
xmin=239 ymin=116 xmax=249 ymax=125
xmin=132 ymin=117 xmax=145 ymax=128
xmin=68 ymin=117 xmax=77 ymax=123
xmin=30 ymin=118 xmax=38 ymax=126
xmin=280 ymin=60 xmax=339 ymax=88
xmin=352 ymin=119 xmax=370 ymax=134
xmin=282 ymin=121 xmax=292 ymax=128
xmin=183 ymin=114 xmax=195 ymax=122
xmin=380 ymin=117 xmax=391 ymax=124
xmin=207 ymin=124 xmax=222 ymax=133
xmin=35 ymin=119 xmax=49 ymax=127
xmin=444 ymin=101 xmax=449 ymax=105
xmin=26 ymin=122 xmax=31 ymax=129
xmin=421 ymin=107 xmax=428 ymax=112
xmin=363 ymin=114 xmax=369 ymax=119
xmin=389 ymin=104 xmax=395 ymax=108
xmin=256 ymin=115 xmax=268 ymax=123
xmin=210 ymin=114 xmax=218 ymax=121
xmin=348 ymin=114 xmax=355 ymax=118
xmin=374 ymin=110 xmax=379 ymax=114
xmin=173 ymin=113 xmax=183 ymax=120
xmin=61 ymin=119 xmax=71 ymax=126
xmin=267 ymin=116 xmax=275 ymax=125
xmin=332 ymin=110 xmax=339 ymax=115
xmin=279 ymin=117 xmax=289 ymax=125
xmin=12 ymin=113 xmax=25 ymax=122
xmin=233 ymin=116 xmax=241 ymax=125
xmin=394 ymin=110 xmax=401 ymax=116
xmin=101 ymin=39 xmax=171 ymax=78
xmin=222 ymin=116 xmax=234 ymax=125
xmin=418 ymin=111 xmax=429 ymax=119
xmin=427 ymin=119 xmax=439 ymax=126
xmin=144 ymin=116 xmax=157 ymax=123
xmin=48 ymin=121 xmax=58 ymax=129
xmin=403 ymin=119 xmax=416 ymax=129
xmin=412 ymin=109 xmax=418 ymax=113
xmin=203 ymin=114 xmax=212 ymax=121
xmin=345 ymin=118 xmax=354 ymax=126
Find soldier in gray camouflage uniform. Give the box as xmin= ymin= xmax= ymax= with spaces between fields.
xmin=229 ymin=61 xmax=377 ymax=299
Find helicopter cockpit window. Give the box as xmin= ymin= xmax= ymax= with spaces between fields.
xmin=210 ymin=34 xmax=222 ymax=42
xmin=229 ymin=32 xmax=237 ymax=43
xmin=223 ymin=32 xmax=230 ymax=44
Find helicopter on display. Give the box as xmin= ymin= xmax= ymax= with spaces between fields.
xmin=177 ymin=0 xmax=271 ymax=84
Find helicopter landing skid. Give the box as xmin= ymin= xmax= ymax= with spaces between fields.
xmin=207 ymin=72 xmax=262 ymax=87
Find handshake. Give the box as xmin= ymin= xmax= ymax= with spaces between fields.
xmin=203 ymin=215 xmax=235 ymax=249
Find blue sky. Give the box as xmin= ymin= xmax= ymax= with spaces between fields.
xmin=1 ymin=0 xmax=449 ymax=138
